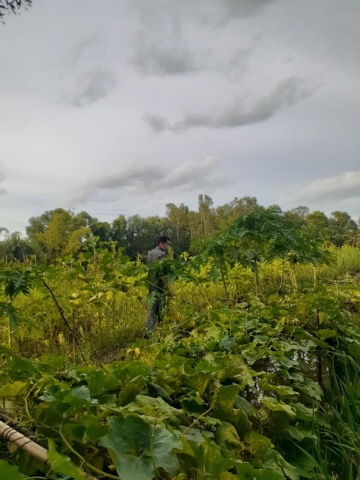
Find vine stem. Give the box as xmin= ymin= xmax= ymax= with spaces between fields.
xmin=58 ymin=424 xmax=121 ymax=480
xmin=22 ymin=397 xmax=107 ymax=480
xmin=183 ymin=405 xmax=214 ymax=435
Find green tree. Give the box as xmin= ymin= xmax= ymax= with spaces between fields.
xmin=26 ymin=210 xmax=54 ymax=254
xmin=73 ymin=211 xmax=98 ymax=229
xmin=207 ymin=206 xmax=327 ymax=294
xmin=90 ymin=221 xmax=112 ymax=243
xmin=283 ymin=206 xmax=309 ymax=227
xmin=215 ymin=196 xmax=259 ymax=229
xmin=187 ymin=195 xmax=217 ymax=243
xmin=166 ymin=203 xmax=190 ymax=255
xmin=198 ymin=194 xmax=216 ymax=239
xmin=0 ymin=231 xmax=34 ymax=262
xmin=36 ymin=210 xmax=75 ymax=259
xmin=305 ymin=210 xmax=330 ymax=241
xmin=125 ymin=215 xmax=171 ymax=259
xmin=30 ymin=209 xmax=90 ymax=261
xmin=329 ymin=211 xmax=358 ymax=247
xmin=111 ymin=214 xmax=127 ymax=249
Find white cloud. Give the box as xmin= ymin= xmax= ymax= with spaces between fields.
xmin=286 ymin=171 xmax=360 ymax=204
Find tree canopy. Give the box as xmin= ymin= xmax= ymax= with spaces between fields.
xmin=0 ymin=194 xmax=359 ymax=263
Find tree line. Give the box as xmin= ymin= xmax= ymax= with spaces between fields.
xmin=0 ymin=194 xmax=359 ymax=263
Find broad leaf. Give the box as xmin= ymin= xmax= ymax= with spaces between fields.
xmin=100 ymin=414 xmax=182 ymax=480
xmin=0 ymin=381 xmax=27 ymax=397
xmin=0 ymin=460 xmax=26 ymax=480
xmin=48 ymin=439 xmax=86 ymax=480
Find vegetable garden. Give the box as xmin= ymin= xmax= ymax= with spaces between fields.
xmin=1 ymin=209 xmax=360 ymax=479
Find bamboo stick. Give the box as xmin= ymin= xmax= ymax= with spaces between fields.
xmin=0 ymin=419 xmax=98 ymax=479
xmin=0 ymin=419 xmax=48 ymax=463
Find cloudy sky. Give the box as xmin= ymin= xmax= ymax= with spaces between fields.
xmin=1 ymin=0 xmax=359 ymax=234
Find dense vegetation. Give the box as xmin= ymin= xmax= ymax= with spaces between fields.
xmin=1 ymin=195 xmax=359 ymax=263
xmin=1 ymin=201 xmax=360 ymax=479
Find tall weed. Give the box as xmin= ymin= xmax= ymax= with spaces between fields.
xmin=335 ymin=245 xmax=360 ymax=275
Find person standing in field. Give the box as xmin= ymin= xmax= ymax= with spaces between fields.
xmin=145 ymin=235 xmax=171 ymax=336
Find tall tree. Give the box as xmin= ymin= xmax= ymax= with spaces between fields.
xmin=0 ymin=231 xmax=33 ymax=262
xmin=284 ymin=206 xmax=309 ymax=227
xmin=215 ymin=196 xmax=259 ymax=229
xmin=28 ymin=209 xmax=91 ymax=261
xmin=305 ymin=211 xmax=330 ymax=242
xmin=111 ymin=214 xmax=127 ymax=249
xmin=90 ymin=221 xmax=112 ymax=243
xmin=198 ymin=194 xmax=216 ymax=239
xmin=166 ymin=203 xmax=190 ymax=255
xmin=329 ymin=211 xmax=358 ymax=247
xmin=124 ymin=215 xmax=171 ymax=259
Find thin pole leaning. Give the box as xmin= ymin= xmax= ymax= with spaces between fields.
xmin=0 ymin=419 xmax=98 ymax=479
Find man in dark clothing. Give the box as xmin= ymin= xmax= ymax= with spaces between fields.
xmin=145 ymin=235 xmax=171 ymax=335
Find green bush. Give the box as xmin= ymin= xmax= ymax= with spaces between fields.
xmin=336 ymin=245 xmax=360 ymax=275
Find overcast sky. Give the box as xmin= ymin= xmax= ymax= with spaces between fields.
xmin=1 ymin=0 xmax=359 ymax=234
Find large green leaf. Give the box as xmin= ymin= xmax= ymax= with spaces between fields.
xmin=48 ymin=439 xmax=86 ymax=480
xmin=63 ymin=414 xmax=108 ymax=444
xmin=235 ymin=461 xmax=285 ymax=480
xmin=124 ymin=394 xmax=184 ymax=426
xmin=214 ymin=421 xmax=242 ymax=455
xmin=183 ymin=431 xmax=234 ymax=476
xmin=262 ymin=397 xmax=296 ymax=419
xmin=232 ymin=408 xmax=252 ymax=436
xmin=100 ymin=414 xmax=182 ymax=480
xmin=0 ymin=381 xmax=27 ymax=397
xmin=213 ymin=385 xmax=240 ymax=421
xmin=185 ymin=372 xmax=211 ymax=396
xmin=0 ymin=460 xmax=26 ymax=480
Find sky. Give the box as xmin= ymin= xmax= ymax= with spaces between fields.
xmin=1 ymin=0 xmax=359 ymax=235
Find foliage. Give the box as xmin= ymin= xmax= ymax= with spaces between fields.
xmin=0 ymin=0 xmax=32 ymax=22
xmin=2 ymin=195 xmax=358 ymax=264
xmin=0 ymin=219 xmax=360 ymax=479
xmin=335 ymin=245 xmax=360 ymax=275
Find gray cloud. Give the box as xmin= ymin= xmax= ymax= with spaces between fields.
xmin=229 ymin=35 xmax=263 ymax=73
xmin=130 ymin=0 xmax=276 ymax=29
xmin=128 ymin=1 xmax=272 ymax=77
xmin=132 ymin=34 xmax=196 ymax=76
xmin=145 ymin=76 xmax=321 ymax=132
xmin=217 ymin=0 xmax=277 ymax=24
xmin=67 ymin=157 xmax=227 ymax=205
xmin=61 ymin=70 xmax=117 ymax=107
xmin=0 ymin=164 xmax=6 ymax=195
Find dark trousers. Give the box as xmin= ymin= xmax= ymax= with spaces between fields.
xmin=145 ymin=288 xmax=165 ymax=333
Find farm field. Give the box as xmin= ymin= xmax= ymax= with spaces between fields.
xmin=1 ymin=214 xmax=360 ymax=480
xmin=1 ymin=1 xmax=359 ymax=478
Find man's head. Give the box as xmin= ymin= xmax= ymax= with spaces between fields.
xmin=157 ymin=235 xmax=171 ymax=251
